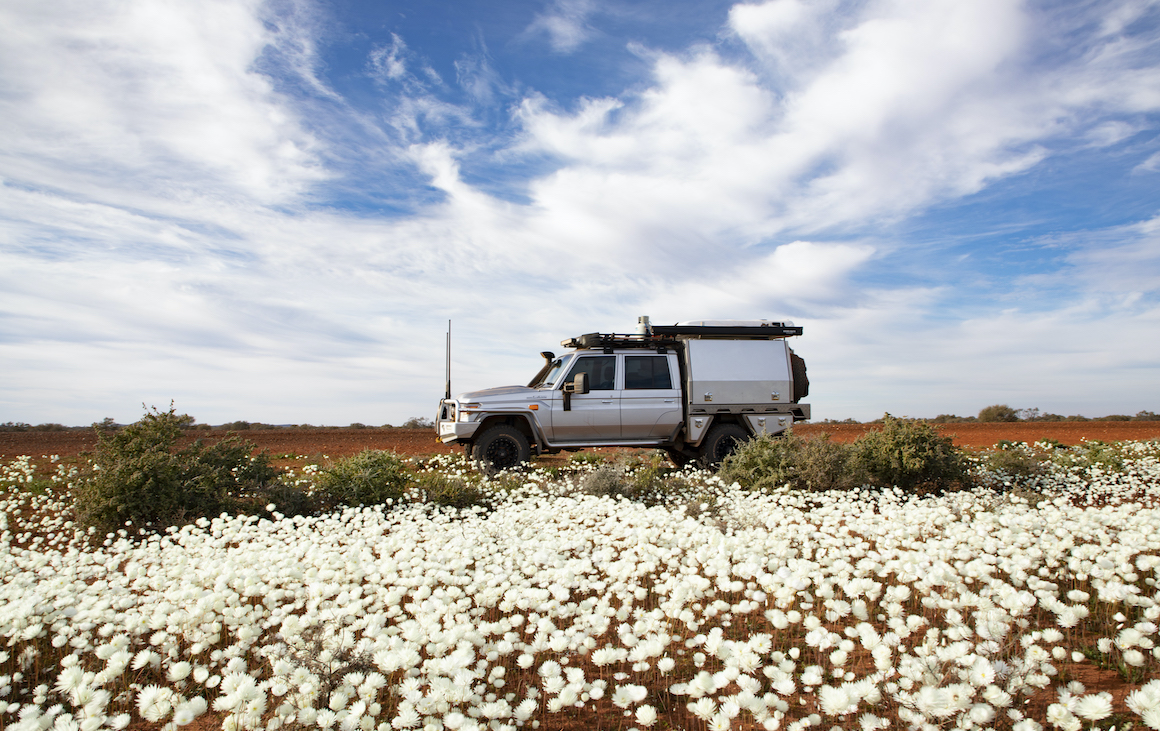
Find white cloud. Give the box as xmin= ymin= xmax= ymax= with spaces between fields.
xmin=515 ymin=0 xmax=1060 ymax=242
xmin=727 ymin=0 xmax=845 ymax=83
xmin=526 ymin=0 xmax=599 ymax=53
xmin=1135 ymin=150 xmax=1160 ymax=173
xmin=0 ymin=0 xmax=324 ymax=209
xmin=1062 ymin=215 xmax=1160 ymax=295
xmin=369 ymin=34 xmax=410 ymax=82
xmin=1085 ymin=120 xmax=1141 ymax=147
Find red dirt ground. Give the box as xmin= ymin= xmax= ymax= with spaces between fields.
xmin=2 ymin=422 xmax=1158 ymax=462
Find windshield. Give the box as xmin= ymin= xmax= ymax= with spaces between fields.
xmin=533 ymin=355 xmax=572 ymax=389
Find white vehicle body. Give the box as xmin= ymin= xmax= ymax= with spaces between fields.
xmin=435 ymin=318 xmax=810 ymax=469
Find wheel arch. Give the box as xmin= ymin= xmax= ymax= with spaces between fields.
xmin=475 ymin=413 xmax=541 ymax=451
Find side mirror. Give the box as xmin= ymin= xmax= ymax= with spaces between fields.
xmin=562 ymin=373 xmax=588 ymax=411
xmin=566 ymin=372 xmax=589 ymax=395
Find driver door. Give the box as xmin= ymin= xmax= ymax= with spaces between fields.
xmin=550 ymin=355 xmax=621 ymax=441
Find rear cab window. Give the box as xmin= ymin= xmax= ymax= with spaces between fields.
xmin=624 ymin=355 xmax=673 ymax=389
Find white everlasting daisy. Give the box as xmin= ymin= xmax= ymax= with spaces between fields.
xmin=689 ymin=698 xmax=716 ymax=721
xmin=611 ymin=684 xmax=647 ymax=709
xmin=1046 ymin=703 xmax=1079 ymax=731
xmin=635 ymin=704 xmax=658 ymax=727
xmin=542 ymin=676 xmax=565 ymax=695
xmin=967 ymin=658 xmax=996 ymax=687
xmin=167 ymin=661 xmax=192 ymax=682
xmin=1074 ymin=694 xmax=1113 ymax=721
xmin=1128 ymin=680 xmax=1160 ymax=717
xmin=514 ymin=699 xmax=537 ymax=722
xmin=819 ymin=686 xmax=856 ymax=717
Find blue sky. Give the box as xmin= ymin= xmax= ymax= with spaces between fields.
xmin=1 ymin=0 xmax=1158 ymax=426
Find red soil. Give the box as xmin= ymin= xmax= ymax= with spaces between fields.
xmin=3 ymin=422 xmax=1158 ymax=463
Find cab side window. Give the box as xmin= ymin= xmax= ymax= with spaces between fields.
xmin=624 ymin=356 xmax=672 ymax=390
xmin=564 ymin=356 xmax=617 ymax=390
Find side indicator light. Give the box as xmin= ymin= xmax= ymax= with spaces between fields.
xmin=529 ymin=404 xmax=539 ymax=410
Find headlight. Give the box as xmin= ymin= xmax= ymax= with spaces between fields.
xmin=458 ymin=403 xmax=482 ymax=422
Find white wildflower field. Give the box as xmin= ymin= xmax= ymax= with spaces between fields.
xmin=3 ymin=441 xmax=1160 ymax=731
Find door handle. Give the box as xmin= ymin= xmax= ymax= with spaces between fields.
xmin=601 ymin=400 xmax=613 ymax=404
xmin=663 ymin=399 xmax=676 ymax=403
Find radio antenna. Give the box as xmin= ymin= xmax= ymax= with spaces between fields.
xmin=444 ymin=319 xmax=452 ymax=400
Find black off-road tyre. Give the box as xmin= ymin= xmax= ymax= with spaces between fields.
xmin=791 ymin=352 xmax=809 ymax=401
xmin=471 ymin=425 xmax=531 ymax=473
xmin=698 ymin=423 xmax=750 ymax=469
xmin=665 ymin=448 xmax=695 ymax=468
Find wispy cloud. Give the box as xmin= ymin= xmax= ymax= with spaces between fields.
xmin=525 ymin=0 xmax=600 ymax=53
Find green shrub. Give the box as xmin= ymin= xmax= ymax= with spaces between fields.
xmin=851 ymin=415 xmax=969 ymax=492
xmin=720 ymin=433 xmax=863 ymax=492
xmin=257 ymin=483 xmax=318 ymax=517
xmin=929 ymin=414 xmax=975 ymax=423
xmin=978 ymin=404 xmax=1020 ymax=422
xmin=580 ymin=464 xmax=629 ymax=497
xmin=1049 ymin=440 xmax=1125 ymax=471
xmin=719 ymin=433 xmax=806 ymax=491
xmin=314 ymin=450 xmax=409 ymax=508
xmin=720 ymin=418 xmax=969 ymax=494
xmin=567 ymin=451 xmax=606 ymax=465
xmin=984 ymin=442 xmax=1045 ymax=478
xmin=413 ymin=472 xmax=491 ymax=510
xmin=73 ymin=405 xmax=278 ymax=534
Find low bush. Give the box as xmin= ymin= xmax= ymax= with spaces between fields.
xmin=73 ymin=406 xmax=279 ymax=534
xmin=567 ymin=451 xmax=606 ymax=465
xmin=720 ymin=433 xmax=862 ymax=492
xmin=721 ymin=415 xmax=969 ymax=493
xmin=983 ymin=441 xmax=1046 ymax=479
xmin=978 ymin=404 xmax=1020 ymax=422
xmin=1049 ymin=440 xmax=1126 ymax=471
xmin=580 ymin=464 xmax=630 ymax=497
xmin=929 ymin=414 xmax=976 ymax=423
xmin=719 ymin=433 xmax=805 ymax=491
xmin=413 ymin=471 xmax=491 ymax=510
xmin=313 ymin=450 xmax=409 ymax=508
xmin=851 ymin=415 xmax=969 ymax=492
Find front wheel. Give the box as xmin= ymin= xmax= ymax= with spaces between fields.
xmin=471 ymin=425 xmax=531 ymax=473
xmin=698 ymin=423 xmax=750 ymax=469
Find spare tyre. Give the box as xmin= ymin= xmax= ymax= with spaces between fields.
xmin=790 ymin=350 xmax=809 ymax=401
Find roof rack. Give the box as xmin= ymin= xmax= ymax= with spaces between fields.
xmin=652 ymin=323 xmax=802 ymax=339
xmin=560 ymin=333 xmax=680 ymax=350
xmin=561 ymin=322 xmax=803 ymax=350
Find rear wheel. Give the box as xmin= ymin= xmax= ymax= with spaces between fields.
xmin=471 ymin=425 xmax=531 ymax=472
xmin=698 ymin=423 xmax=750 ymax=469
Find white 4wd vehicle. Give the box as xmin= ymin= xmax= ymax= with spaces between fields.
xmin=435 ymin=318 xmax=809 ymax=471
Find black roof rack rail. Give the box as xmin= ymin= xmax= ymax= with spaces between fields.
xmin=560 ymin=333 xmax=681 ymax=350
xmin=651 ymin=323 xmax=803 ymax=339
